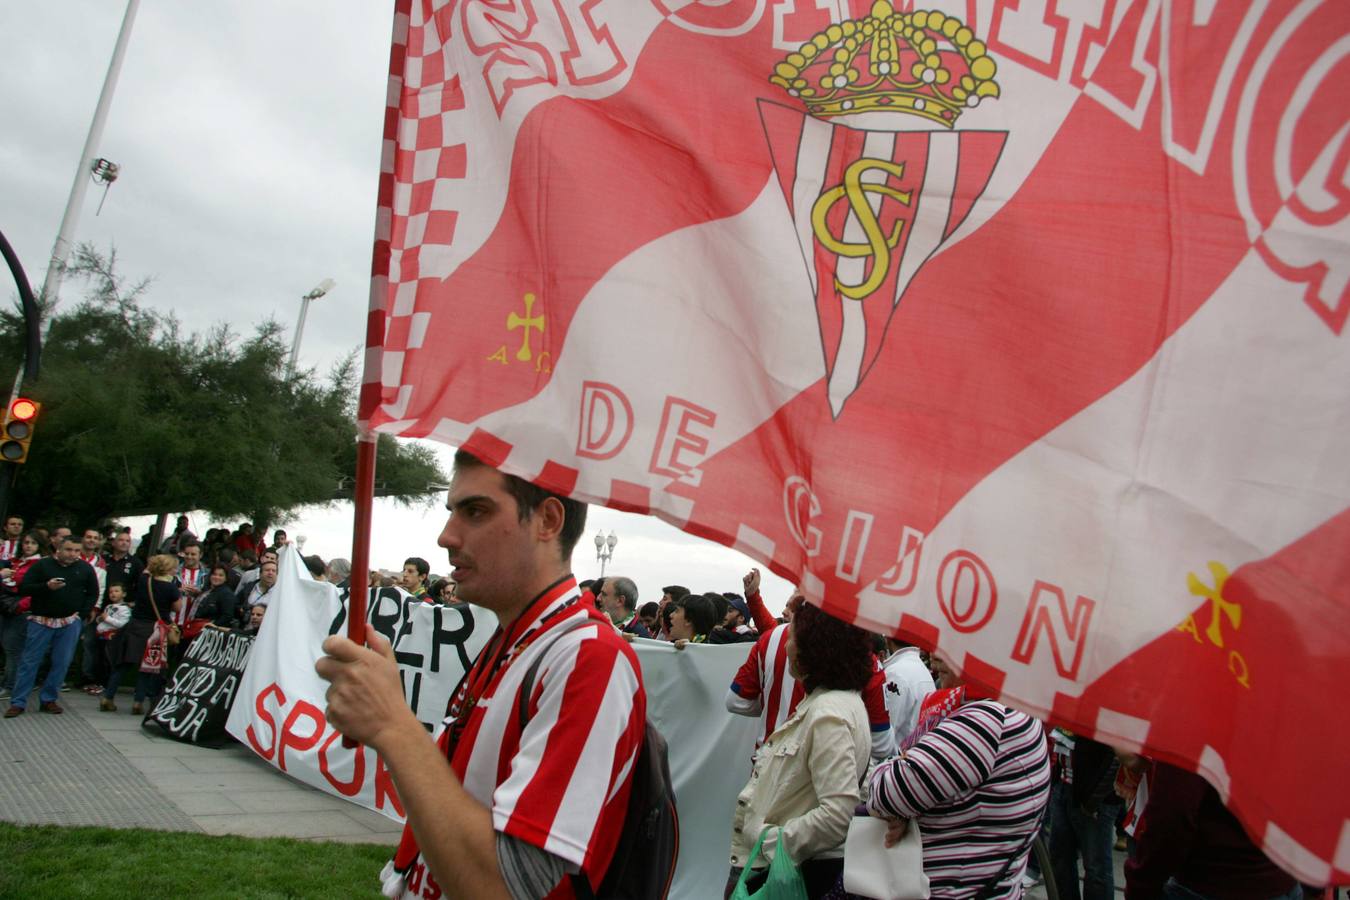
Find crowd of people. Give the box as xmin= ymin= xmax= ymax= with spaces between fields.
xmin=0 ymin=513 xmax=443 ymax=718
xmin=0 ymin=490 xmax=1330 ymax=899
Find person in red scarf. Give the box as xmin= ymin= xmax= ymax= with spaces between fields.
xmin=317 ymin=449 xmax=646 ymax=900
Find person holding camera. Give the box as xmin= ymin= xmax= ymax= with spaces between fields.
xmin=4 ymin=536 xmax=100 ymax=717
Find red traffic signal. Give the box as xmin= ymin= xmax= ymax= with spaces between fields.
xmin=1 ymin=398 xmax=41 ymax=463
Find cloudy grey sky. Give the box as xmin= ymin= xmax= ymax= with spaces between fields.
xmin=0 ymin=1 xmax=793 ymax=610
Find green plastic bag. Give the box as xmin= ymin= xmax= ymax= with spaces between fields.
xmin=730 ymin=827 xmax=810 ymax=900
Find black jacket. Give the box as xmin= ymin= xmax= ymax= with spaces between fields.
xmin=102 ymin=553 xmax=145 ymax=598
xmin=18 ymin=557 xmax=100 ymax=618
xmin=196 ymin=584 xmax=241 ymax=628
xmin=1071 ymin=736 xmax=1121 ymax=813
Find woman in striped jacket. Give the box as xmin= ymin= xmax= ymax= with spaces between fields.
xmin=866 ymin=655 xmax=1052 ymax=898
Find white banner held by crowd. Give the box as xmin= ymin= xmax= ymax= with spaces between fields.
xmin=229 ymin=549 xmax=760 ymax=899
xmin=226 ymin=548 xmax=495 ymax=818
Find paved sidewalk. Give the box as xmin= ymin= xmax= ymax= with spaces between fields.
xmin=0 ymin=686 xmax=401 ymax=845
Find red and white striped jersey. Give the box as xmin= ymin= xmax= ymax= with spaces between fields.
xmin=728 ymin=623 xmax=894 ymax=760
xmin=729 ymin=623 xmax=797 ymax=748
xmin=78 ymin=551 xmax=105 ymax=569
xmin=387 ymin=577 xmax=646 ymax=900
xmin=174 ymin=566 xmax=207 ymax=624
xmin=1 ymin=538 xmax=21 ymax=562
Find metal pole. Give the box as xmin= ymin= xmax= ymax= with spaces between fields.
xmin=0 ymin=229 xmax=43 ymax=523
xmin=34 ymin=0 xmax=141 ymax=327
xmin=286 ymin=294 xmax=312 ymax=379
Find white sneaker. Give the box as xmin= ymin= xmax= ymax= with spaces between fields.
xmin=1021 ymin=873 xmax=1043 ymax=889
xmin=0 ymin=689 xmax=10 ymax=701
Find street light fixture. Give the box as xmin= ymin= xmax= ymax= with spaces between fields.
xmin=286 ymin=278 xmax=336 ymax=379
xmin=594 ymin=530 xmax=618 ymax=576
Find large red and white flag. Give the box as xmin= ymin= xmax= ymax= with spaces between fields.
xmin=359 ymin=0 xmax=1350 ymax=883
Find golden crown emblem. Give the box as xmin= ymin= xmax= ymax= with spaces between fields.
xmin=770 ymin=2 xmax=1001 ymax=128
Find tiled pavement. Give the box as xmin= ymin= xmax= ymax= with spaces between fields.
xmin=0 ymin=685 xmax=401 ymax=845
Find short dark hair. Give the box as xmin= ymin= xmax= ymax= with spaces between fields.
xmin=791 ymin=603 xmax=874 ymax=694
xmin=403 ymin=557 xmax=430 ymax=579
xmin=578 ymin=579 xmax=595 ymax=591
xmin=217 ymin=546 xmax=236 ymax=566
xmin=179 ymin=538 xmax=200 ymax=551
xmin=454 ymin=449 xmax=587 ymax=561
xmin=239 ymin=548 xmax=258 ymax=565
xmin=660 ymin=602 xmax=677 ymax=633
xmin=209 ymin=564 xmax=230 ymax=579
xmin=609 ymin=576 xmax=638 ymax=612
xmin=676 ymin=593 xmax=718 ymax=637
xmin=706 ymin=592 xmax=729 ymax=623
xmin=304 ymin=555 xmax=327 ymax=578
xmin=638 ymin=601 xmax=659 ymax=619
xmin=662 ymin=585 xmax=690 ymax=601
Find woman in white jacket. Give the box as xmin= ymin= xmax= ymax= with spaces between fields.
xmin=726 ymin=599 xmax=875 ymax=898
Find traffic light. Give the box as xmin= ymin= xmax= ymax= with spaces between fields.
xmin=1 ymin=398 xmax=40 ymax=464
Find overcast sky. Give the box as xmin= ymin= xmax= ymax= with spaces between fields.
xmin=0 ymin=1 xmax=793 ymax=612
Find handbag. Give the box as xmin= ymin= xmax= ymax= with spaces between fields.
xmin=843 ymin=816 xmax=929 ymax=900
xmin=730 ymin=828 xmax=809 ymax=900
xmin=139 ymin=621 xmax=169 ymax=675
xmin=143 ymin=574 xmax=182 ymax=646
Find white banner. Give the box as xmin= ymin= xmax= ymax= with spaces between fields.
xmin=228 ymin=549 xmax=759 ymax=899
xmin=225 ymin=548 xmax=496 ymax=818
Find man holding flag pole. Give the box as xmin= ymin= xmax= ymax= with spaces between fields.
xmin=318 ymin=449 xmax=645 ymax=899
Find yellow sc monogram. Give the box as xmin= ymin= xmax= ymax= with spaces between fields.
xmin=811 ymin=158 xmax=912 ymax=299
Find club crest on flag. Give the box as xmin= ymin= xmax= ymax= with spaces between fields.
xmin=760 ymin=2 xmax=1008 ymax=416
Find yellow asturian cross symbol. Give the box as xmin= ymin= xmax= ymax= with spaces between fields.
xmin=506 ymin=292 xmax=544 ymax=362
xmin=811 ymin=157 xmax=913 ymax=299
xmin=1185 ymin=561 xmax=1241 ymax=649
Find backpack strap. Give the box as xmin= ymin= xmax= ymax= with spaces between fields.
xmin=972 ymin=811 xmax=1043 ymax=900
xmin=515 ymin=616 xmax=600 ymax=732
xmin=514 ymin=615 xmax=614 ymax=900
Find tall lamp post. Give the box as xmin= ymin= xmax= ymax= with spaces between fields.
xmin=286 ymin=278 xmax=335 ymax=379
xmin=594 ymin=530 xmax=617 ymax=577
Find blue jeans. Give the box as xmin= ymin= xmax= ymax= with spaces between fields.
xmin=1164 ymin=878 xmax=1302 ymax=900
xmin=9 ymin=619 xmax=82 ymax=709
xmin=2 ymin=613 xmax=28 ymax=690
xmin=1048 ymin=780 xmax=1119 ymax=900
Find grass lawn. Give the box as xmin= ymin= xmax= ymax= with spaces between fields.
xmin=0 ymin=823 xmax=396 ymax=898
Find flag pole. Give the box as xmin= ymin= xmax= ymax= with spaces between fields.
xmin=342 ymin=430 xmax=377 ymax=749
xmin=343 ymin=0 xmax=404 ymax=748
xmin=347 ymin=432 xmax=377 ymax=646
